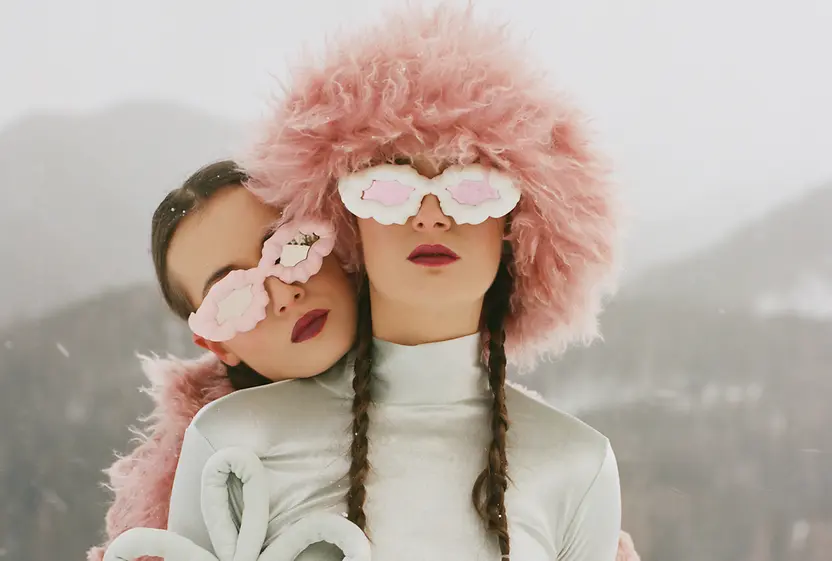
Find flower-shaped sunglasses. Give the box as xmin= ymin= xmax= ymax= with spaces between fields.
xmin=337 ymin=163 xmax=521 ymax=225
xmin=188 ymin=220 xmax=335 ymax=342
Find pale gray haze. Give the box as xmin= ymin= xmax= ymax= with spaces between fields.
xmin=1 ymin=1 xmax=830 ymax=560
xmin=1 ymin=0 xmax=831 ymax=320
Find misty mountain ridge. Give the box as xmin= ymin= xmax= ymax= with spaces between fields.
xmin=534 ymin=299 xmax=832 ymax=415
xmin=0 ymin=102 xmax=243 ymax=325
xmin=623 ymin=182 xmax=832 ymax=317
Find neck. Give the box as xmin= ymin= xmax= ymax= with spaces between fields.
xmin=369 ymin=284 xmax=483 ymax=345
xmin=371 ymin=334 xmax=488 ymax=404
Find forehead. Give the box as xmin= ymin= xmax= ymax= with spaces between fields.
xmin=167 ymin=187 xmax=280 ymax=305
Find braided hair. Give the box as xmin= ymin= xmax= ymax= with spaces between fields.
xmin=345 ymin=253 xmax=515 ymax=558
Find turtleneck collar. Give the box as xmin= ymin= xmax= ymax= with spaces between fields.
xmin=370 ymin=333 xmax=489 ymax=405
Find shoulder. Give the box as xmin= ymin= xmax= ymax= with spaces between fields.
xmin=505 ymin=381 xmax=613 ymax=490
xmin=505 ymin=381 xmax=620 ymax=549
xmin=506 ymin=381 xmax=609 ymax=456
xmin=189 ymin=362 xmax=353 ymax=451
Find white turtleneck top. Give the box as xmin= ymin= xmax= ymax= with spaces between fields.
xmin=168 ymin=334 xmax=621 ymax=560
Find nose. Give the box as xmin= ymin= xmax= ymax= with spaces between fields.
xmin=265 ymin=278 xmax=305 ymax=315
xmin=411 ymin=195 xmax=451 ymax=232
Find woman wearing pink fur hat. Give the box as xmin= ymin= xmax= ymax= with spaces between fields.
xmin=189 ymin=3 xmax=620 ymax=560
xmin=88 ymin=3 xmax=642 ymax=561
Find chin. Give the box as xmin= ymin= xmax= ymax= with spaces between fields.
xmin=293 ymin=369 xmax=325 ymax=380
xmin=284 ymin=355 xmax=337 ymax=379
xmin=303 ymin=334 xmax=353 ymax=375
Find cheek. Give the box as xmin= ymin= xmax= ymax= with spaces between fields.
xmin=224 ymin=326 xmax=277 ymax=364
xmin=358 ymin=220 xmax=398 ymax=268
xmin=309 ymin=258 xmax=358 ymax=313
xmin=468 ymin=219 xmax=505 ymax=262
xmin=356 ymin=218 xmax=378 ymax=241
xmin=490 ymin=220 xmax=506 ymax=260
xmin=315 ymin=257 xmax=354 ymax=294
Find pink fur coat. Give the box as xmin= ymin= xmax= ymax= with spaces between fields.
xmin=87 ymin=353 xmax=640 ymax=561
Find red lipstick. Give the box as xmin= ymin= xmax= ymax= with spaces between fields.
xmin=291 ymin=309 xmax=329 ymax=343
xmin=407 ymin=244 xmax=459 ymax=267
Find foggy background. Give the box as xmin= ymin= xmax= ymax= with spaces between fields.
xmin=1 ymin=0 xmax=830 ymax=560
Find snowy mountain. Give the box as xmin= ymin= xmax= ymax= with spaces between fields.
xmin=622 ymin=183 xmax=832 ymax=318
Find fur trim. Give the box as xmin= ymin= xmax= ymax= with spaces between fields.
xmin=506 ymin=380 xmax=548 ymax=403
xmin=242 ymin=2 xmax=619 ymax=366
xmin=86 ymin=353 xmax=233 ymax=561
xmin=617 ymin=530 xmax=641 ymax=561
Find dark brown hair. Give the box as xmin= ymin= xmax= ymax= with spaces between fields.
xmin=474 ymin=252 xmax=513 ymax=558
xmin=346 ymin=251 xmax=514 ymax=558
xmin=150 ymin=160 xmax=272 ymax=390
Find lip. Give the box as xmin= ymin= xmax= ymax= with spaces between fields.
xmin=407 ymin=244 xmax=460 ymax=267
xmin=291 ymin=309 xmax=330 ymax=343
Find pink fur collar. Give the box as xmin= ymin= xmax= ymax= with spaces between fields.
xmin=86 ymin=353 xmax=232 ymax=561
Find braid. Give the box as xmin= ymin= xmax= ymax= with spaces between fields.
xmin=347 ymin=275 xmax=374 ymax=531
xmin=473 ymin=258 xmax=513 ymax=559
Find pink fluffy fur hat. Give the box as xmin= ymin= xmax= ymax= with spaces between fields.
xmin=243 ymin=2 xmax=619 ymax=364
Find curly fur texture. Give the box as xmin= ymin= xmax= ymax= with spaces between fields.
xmin=617 ymin=529 xmax=642 ymax=561
xmin=86 ymin=352 xmax=639 ymax=561
xmin=242 ymin=2 xmax=619 ymax=367
xmin=86 ymin=353 xmax=233 ymax=561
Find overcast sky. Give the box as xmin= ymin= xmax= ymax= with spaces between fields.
xmin=2 ymin=0 xmax=831 ymax=269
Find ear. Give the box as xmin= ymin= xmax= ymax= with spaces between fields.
xmin=192 ymin=334 xmax=242 ymax=366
